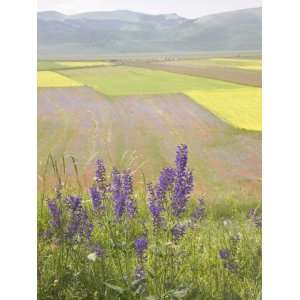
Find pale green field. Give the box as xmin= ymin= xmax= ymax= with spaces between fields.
xmin=59 ymin=66 xmax=246 ymax=96
xmin=37 ymin=71 xmax=83 ymax=87
xmin=186 ymin=88 xmax=262 ymax=131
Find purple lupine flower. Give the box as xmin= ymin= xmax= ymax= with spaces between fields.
xmin=134 ymin=236 xmax=148 ymax=260
xmin=80 ymin=208 xmax=94 ymax=240
xmin=172 ymin=145 xmax=194 ymax=217
xmin=47 ymin=199 xmax=61 ymax=229
xmin=123 ymin=171 xmax=137 ymax=218
xmin=219 ymin=249 xmax=231 ymax=260
xmin=65 ymin=196 xmax=93 ymax=241
xmin=89 ymin=186 xmax=103 ymax=211
xmin=65 ymin=196 xmax=82 ymax=212
xmin=111 ymin=169 xmax=126 ymax=219
xmin=147 ymin=183 xmax=164 ymax=227
xmin=171 ymin=223 xmax=186 ymax=241
xmin=156 ymin=167 xmax=176 ymax=201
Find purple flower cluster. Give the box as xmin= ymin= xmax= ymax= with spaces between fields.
xmin=65 ymin=196 xmax=93 ymax=241
xmin=148 ymin=144 xmax=195 ymax=226
xmin=156 ymin=167 xmax=176 ymax=201
xmin=219 ymin=249 xmax=231 ymax=260
xmin=219 ymin=249 xmax=239 ymax=272
xmin=172 ymin=145 xmax=194 ymax=217
xmin=111 ymin=169 xmax=137 ymax=219
xmin=89 ymin=186 xmax=102 ymax=211
xmin=134 ymin=236 xmax=148 ymax=261
xmin=171 ymin=223 xmax=186 ymax=241
xmin=47 ymin=199 xmax=61 ymax=229
xmin=147 ymin=183 xmax=164 ymax=227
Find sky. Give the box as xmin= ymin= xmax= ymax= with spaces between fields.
xmin=38 ymin=0 xmax=262 ymax=18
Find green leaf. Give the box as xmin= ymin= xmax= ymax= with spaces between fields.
xmin=145 ymin=296 xmax=156 ymax=300
xmin=103 ymin=282 xmax=125 ymax=294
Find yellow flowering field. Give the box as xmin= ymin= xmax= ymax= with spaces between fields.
xmin=57 ymin=61 xmax=114 ymax=68
xmin=185 ymin=87 xmax=262 ymax=131
xmin=37 ymin=71 xmax=82 ymax=87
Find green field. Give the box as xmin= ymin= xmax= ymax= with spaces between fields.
xmin=56 ymin=65 xmax=261 ymax=131
xmin=59 ymin=66 xmax=239 ymax=96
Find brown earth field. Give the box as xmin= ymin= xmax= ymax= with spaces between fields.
xmin=125 ymin=62 xmax=262 ymax=88
xmin=38 ymin=87 xmax=261 ymax=202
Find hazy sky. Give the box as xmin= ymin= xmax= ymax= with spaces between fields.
xmin=38 ymin=0 xmax=262 ymax=18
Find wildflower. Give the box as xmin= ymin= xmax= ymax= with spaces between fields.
xmin=47 ymin=199 xmax=61 ymax=229
xmin=156 ymin=167 xmax=176 ymax=201
xmin=111 ymin=169 xmax=126 ymax=219
xmin=123 ymin=171 xmax=137 ymax=218
xmin=65 ymin=196 xmax=93 ymax=241
xmin=65 ymin=195 xmax=82 ymax=212
xmin=89 ymin=186 xmax=103 ymax=211
xmin=171 ymin=223 xmax=186 ymax=241
xmin=172 ymin=144 xmax=194 ymax=217
xmin=147 ymin=183 xmax=164 ymax=227
xmin=219 ymin=249 xmax=231 ymax=260
xmin=134 ymin=236 xmax=148 ymax=261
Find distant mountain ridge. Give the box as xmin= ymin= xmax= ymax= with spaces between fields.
xmin=38 ymin=7 xmax=261 ymax=58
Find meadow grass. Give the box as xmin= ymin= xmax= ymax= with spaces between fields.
xmin=38 ymin=146 xmax=261 ymax=300
xmin=38 ymin=71 xmax=83 ymax=88
xmin=58 ymin=66 xmax=243 ymax=96
xmin=185 ymin=88 xmax=262 ymax=131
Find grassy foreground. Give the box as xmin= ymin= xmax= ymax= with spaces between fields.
xmin=38 ymin=145 xmax=261 ymax=300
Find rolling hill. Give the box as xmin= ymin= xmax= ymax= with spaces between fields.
xmin=38 ymin=7 xmax=261 ymax=58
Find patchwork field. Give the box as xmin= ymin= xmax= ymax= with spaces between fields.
xmin=132 ymin=61 xmax=261 ymax=87
xmin=38 ymin=87 xmax=261 ymax=202
xmin=37 ymin=60 xmax=115 ymax=71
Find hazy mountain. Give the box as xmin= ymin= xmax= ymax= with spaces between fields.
xmin=37 ymin=8 xmax=261 ymax=58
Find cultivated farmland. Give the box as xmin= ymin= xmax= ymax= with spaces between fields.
xmin=38 ymin=86 xmax=261 ymax=202
xmin=37 ymin=71 xmax=82 ymax=87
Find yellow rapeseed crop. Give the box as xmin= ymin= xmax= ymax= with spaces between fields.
xmin=185 ymin=87 xmax=262 ymax=131
xmin=57 ymin=61 xmax=114 ymax=68
xmin=37 ymin=71 xmax=82 ymax=87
